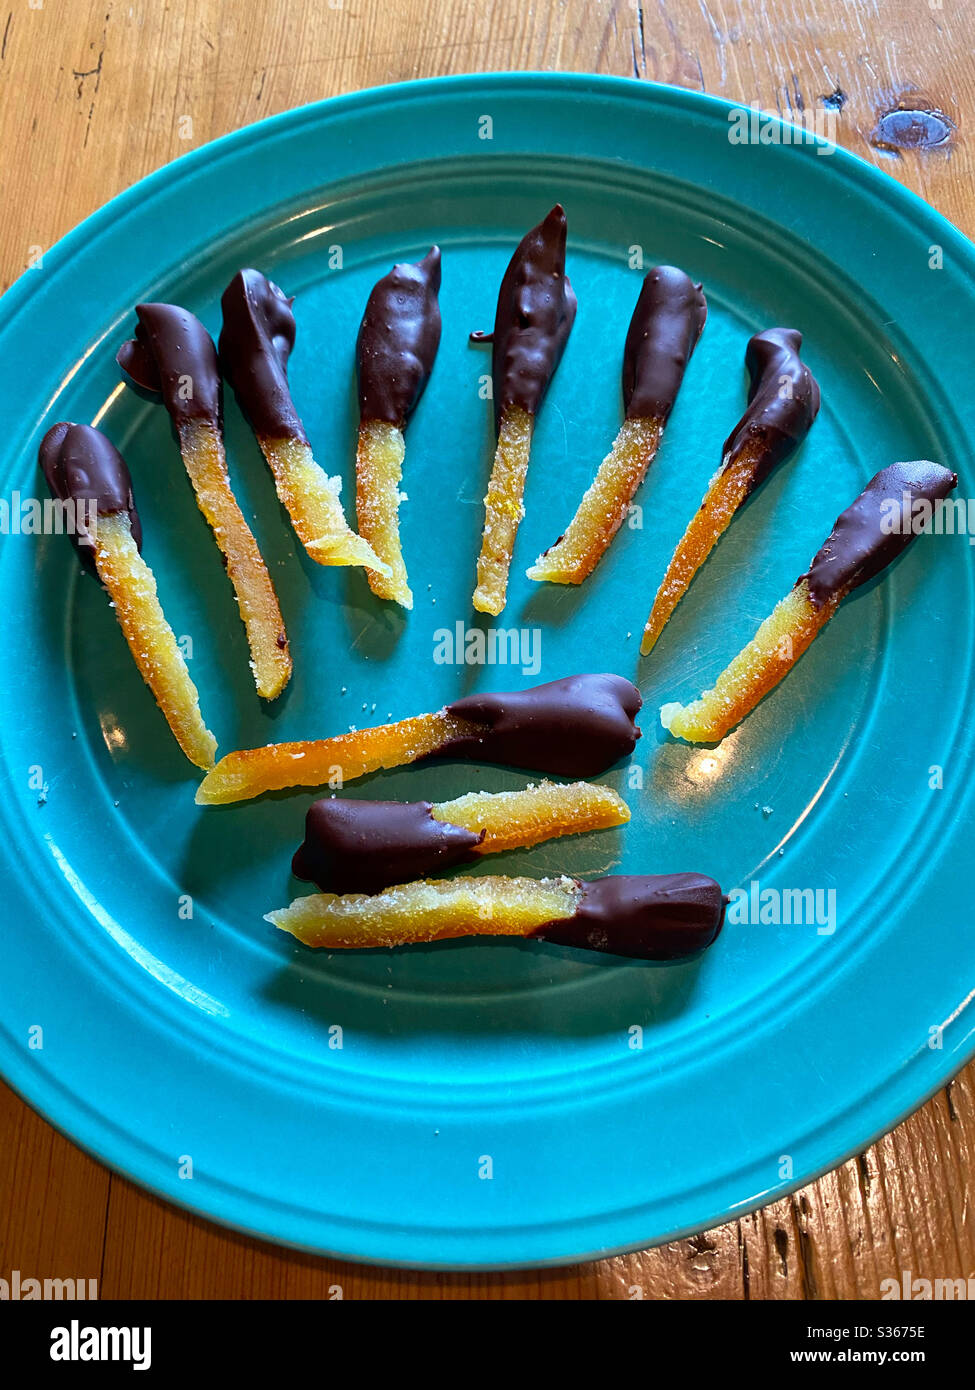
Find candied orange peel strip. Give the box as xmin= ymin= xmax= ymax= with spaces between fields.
xmin=267 ymin=874 xmax=581 ymax=949
xmin=94 ymin=512 xmax=217 ymax=769
xmin=640 ymin=438 xmax=765 ymax=656
xmin=435 ymin=780 xmax=629 ymax=854
xmin=195 ymin=709 xmax=478 ymax=805
xmin=659 ymin=580 xmax=838 ymax=743
xmin=179 ymin=420 xmax=291 ymax=700
xmin=527 ymin=417 xmax=663 ymax=585
xmin=473 ymin=404 xmax=534 ymax=615
xmin=258 ymin=435 xmax=390 ymax=574
xmin=355 ymin=419 xmax=412 ymax=607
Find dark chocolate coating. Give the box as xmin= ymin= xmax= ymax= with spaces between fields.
xmin=722 ymin=328 xmax=821 ymax=491
xmin=473 ymin=205 xmax=577 ymax=429
xmin=623 ymin=266 xmax=707 ymax=421
xmin=39 ymin=422 xmax=142 ymax=570
xmin=292 ymin=797 xmax=482 ymax=895
xmin=218 ymin=269 xmax=308 ymax=442
xmin=357 ymin=247 xmax=442 ymax=427
xmin=531 ymin=873 xmax=725 ymax=961
xmin=799 ymin=459 xmax=958 ymax=609
xmin=117 ymin=303 xmax=222 ymax=426
xmin=435 ymin=673 xmax=642 ymax=778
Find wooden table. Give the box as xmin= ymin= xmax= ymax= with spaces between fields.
xmin=1 ymin=0 xmax=972 ymax=1299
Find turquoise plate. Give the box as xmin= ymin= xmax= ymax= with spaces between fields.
xmin=1 ymin=74 xmax=973 ymax=1269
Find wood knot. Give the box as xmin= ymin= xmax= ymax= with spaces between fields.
xmin=871 ymin=104 xmax=955 ymax=154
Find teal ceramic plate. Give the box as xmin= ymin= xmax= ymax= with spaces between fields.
xmin=1 ymin=74 xmax=973 ymax=1269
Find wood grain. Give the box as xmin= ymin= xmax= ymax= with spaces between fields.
xmin=1 ymin=0 xmax=973 ymax=1298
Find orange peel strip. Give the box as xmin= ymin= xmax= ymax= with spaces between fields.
xmin=195 ymin=709 xmax=478 ymax=805
xmin=180 ymin=420 xmax=291 ymax=700
xmin=266 ymin=874 xmax=581 ymax=949
xmin=355 ymin=419 xmax=412 ymax=607
xmin=640 ymin=439 xmax=765 ymax=656
xmin=94 ymin=512 xmax=217 ymax=769
xmin=473 ymin=404 xmax=534 ymax=615
xmin=258 ymin=435 xmax=390 ymax=574
xmin=659 ymin=579 xmax=839 ymax=743
xmin=434 ymin=780 xmax=629 ymax=854
xmin=527 ymin=416 xmax=663 ymax=584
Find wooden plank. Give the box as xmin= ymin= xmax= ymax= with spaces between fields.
xmin=1 ymin=0 xmax=973 ymax=1298
xmin=1 ymin=0 xmax=973 ymax=296
xmin=0 ymin=1081 xmax=110 ymax=1290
